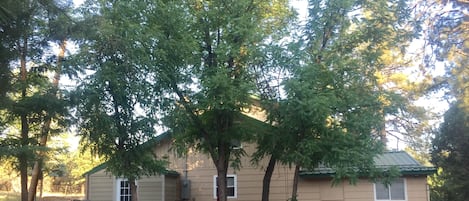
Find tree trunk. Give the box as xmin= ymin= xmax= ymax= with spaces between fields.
xmin=291 ymin=165 xmax=300 ymax=201
xmin=261 ymin=155 xmax=276 ymax=201
xmin=28 ymin=135 xmax=46 ymax=201
xmin=214 ymin=144 xmax=230 ymax=201
xmin=19 ymin=156 xmax=28 ymax=201
xmin=130 ymin=179 xmax=138 ymax=201
xmin=28 ymin=40 xmax=66 ymax=201
xmin=379 ymin=108 xmax=387 ymax=145
xmin=39 ymin=175 xmax=43 ymax=200
xmin=19 ymin=38 xmax=29 ymax=201
xmin=216 ymin=166 xmax=228 ymax=201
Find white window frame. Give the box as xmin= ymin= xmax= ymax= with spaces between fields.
xmin=116 ymin=178 xmax=133 ymax=201
xmin=213 ymin=174 xmax=237 ymax=199
xmin=374 ymin=178 xmax=407 ymax=201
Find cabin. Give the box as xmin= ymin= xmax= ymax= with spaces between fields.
xmin=83 ymin=130 xmax=435 ymax=201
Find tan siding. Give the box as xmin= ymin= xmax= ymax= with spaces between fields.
xmin=138 ymin=175 xmax=163 ymax=201
xmin=153 ymin=136 xmax=431 ymax=201
xmin=88 ymin=169 xmax=114 ymax=201
xmin=406 ymin=176 xmax=429 ymax=201
xmin=164 ymin=176 xmax=179 ymax=201
xmin=297 ymin=178 xmax=321 ymax=201
xmin=235 ymin=165 xmax=293 ymax=201
xmin=319 ymin=180 xmax=344 ymax=200
xmin=155 ymin=138 xmax=297 ymax=201
xmin=297 ymin=179 xmax=375 ymax=201
xmin=343 ymin=179 xmax=373 ymax=201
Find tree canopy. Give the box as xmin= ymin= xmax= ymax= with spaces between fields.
xmin=431 ymin=102 xmax=469 ymax=201
xmin=0 ymin=1 xmax=73 ymax=200
xmin=252 ymin=1 xmax=421 ymax=200
xmin=0 ymin=0 xmax=457 ymax=200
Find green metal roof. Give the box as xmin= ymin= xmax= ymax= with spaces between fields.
xmin=300 ymin=151 xmax=436 ymax=178
xmin=83 ymin=113 xmax=271 ymax=177
xmin=83 ymin=162 xmax=179 ymax=177
xmin=82 ymin=131 xmax=174 ymax=177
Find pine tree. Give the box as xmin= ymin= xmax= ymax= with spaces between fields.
xmin=0 ymin=1 xmax=72 ymax=201
xmin=431 ymin=102 xmax=469 ymax=201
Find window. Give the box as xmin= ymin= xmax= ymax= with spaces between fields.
xmin=230 ymin=139 xmax=242 ymax=150
xmin=117 ymin=179 xmax=132 ymax=201
xmin=213 ymin=175 xmax=237 ymax=199
xmin=374 ymin=178 xmax=406 ymax=201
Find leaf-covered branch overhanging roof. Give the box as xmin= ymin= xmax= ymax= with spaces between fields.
xmin=83 ymin=113 xmax=274 ymax=176
xmin=299 ymin=151 xmax=436 ymax=178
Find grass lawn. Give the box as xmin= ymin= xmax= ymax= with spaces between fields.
xmin=0 ymin=191 xmax=84 ymax=201
xmin=0 ymin=192 xmax=19 ymax=201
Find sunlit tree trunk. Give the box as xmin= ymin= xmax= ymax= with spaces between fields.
xmin=28 ymin=40 xmax=66 ymax=201
xmin=19 ymin=37 xmax=29 ymax=201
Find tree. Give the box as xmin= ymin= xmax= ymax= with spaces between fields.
xmin=142 ymin=1 xmax=294 ymax=201
xmin=71 ymin=1 xmax=168 ymax=201
xmin=253 ymin=0 xmax=419 ymax=200
xmin=419 ymin=0 xmax=468 ymax=107
xmin=415 ymin=1 xmax=468 ymax=199
xmin=0 ymin=1 xmax=72 ymax=201
xmin=431 ymin=102 xmax=469 ymax=201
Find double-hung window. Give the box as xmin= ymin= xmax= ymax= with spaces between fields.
xmin=117 ymin=179 xmax=132 ymax=201
xmin=374 ymin=178 xmax=406 ymax=201
xmin=213 ymin=175 xmax=237 ymax=199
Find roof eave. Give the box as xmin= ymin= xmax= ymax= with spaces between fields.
xmin=299 ymin=168 xmax=437 ymax=179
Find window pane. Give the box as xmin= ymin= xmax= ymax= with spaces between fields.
xmin=390 ymin=179 xmax=405 ymax=200
xmin=375 ymin=183 xmax=390 ymax=200
xmin=227 ymin=187 xmax=235 ymax=197
xmin=215 ymin=176 xmax=236 ymax=198
xmin=227 ymin=177 xmax=234 ymax=187
xmin=119 ymin=179 xmax=131 ymax=201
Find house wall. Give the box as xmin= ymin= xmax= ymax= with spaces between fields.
xmin=86 ymin=168 xmax=176 ymax=201
xmin=154 ymin=138 xmax=295 ymax=201
xmin=296 ymin=178 xmax=374 ymax=201
xmin=297 ymin=176 xmax=429 ymax=201
xmin=154 ymin=138 xmax=430 ymax=201
xmin=138 ymin=175 xmax=164 ymax=201
xmin=87 ymin=169 xmax=113 ymax=201
xmin=407 ymin=176 xmax=430 ymax=201
xmin=164 ymin=175 xmax=180 ymax=201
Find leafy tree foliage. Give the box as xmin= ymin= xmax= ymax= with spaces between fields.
xmin=420 ymin=0 xmax=468 ymax=106
xmin=150 ymin=1 xmax=294 ymax=201
xmin=253 ymin=0 xmax=419 ymax=200
xmin=70 ymin=1 xmax=169 ymax=200
xmin=431 ymin=102 xmax=469 ymax=201
xmin=415 ymin=0 xmax=469 ymax=199
xmin=0 ymin=1 xmax=72 ymax=201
